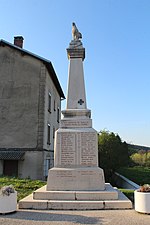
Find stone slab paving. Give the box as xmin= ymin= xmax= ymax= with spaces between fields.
xmin=0 ymin=209 xmax=149 ymax=225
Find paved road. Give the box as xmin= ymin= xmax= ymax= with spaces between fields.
xmin=0 ymin=209 xmax=149 ymax=225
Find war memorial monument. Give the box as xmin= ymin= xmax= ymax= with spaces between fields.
xmin=19 ymin=23 xmax=132 ymax=210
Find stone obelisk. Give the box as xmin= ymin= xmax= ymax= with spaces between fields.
xmin=47 ymin=22 xmax=105 ymax=191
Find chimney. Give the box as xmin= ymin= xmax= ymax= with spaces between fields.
xmin=14 ymin=36 xmax=24 ymax=48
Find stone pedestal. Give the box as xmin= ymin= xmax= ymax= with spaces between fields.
xmin=47 ymin=110 xmax=105 ymax=191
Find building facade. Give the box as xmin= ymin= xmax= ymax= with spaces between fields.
xmin=0 ymin=37 xmax=65 ymax=180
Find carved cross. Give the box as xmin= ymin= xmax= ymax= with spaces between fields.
xmin=78 ymin=99 xmax=84 ymax=105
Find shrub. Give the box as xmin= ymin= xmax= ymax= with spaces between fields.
xmin=130 ymin=151 xmax=150 ymax=167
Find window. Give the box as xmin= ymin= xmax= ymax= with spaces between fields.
xmin=45 ymin=159 xmax=50 ymax=177
xmin=53 ymin=126 xmax=55 ymax=139
xmin=57 ymin=107 xmax=60 ymax=123
xmin=54 ymin=100 xmax=56 ymax=111
xmin=47 ymin=124 xmax=51 ymax=145
xmin=48 ymin=92 xmax=51 ymax=113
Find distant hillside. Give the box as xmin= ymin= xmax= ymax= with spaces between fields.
xmin=128 ymin=144 xmax=150 ymax=152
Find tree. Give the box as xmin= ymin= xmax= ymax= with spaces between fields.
xmin=98 ymin=130 xmax=129 ymax=180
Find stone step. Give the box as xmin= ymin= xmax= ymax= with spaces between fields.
xmin=33 ymin=183 xmax=118 ymax=200
xmin=18 ymin=187 xmax=132 ymax=210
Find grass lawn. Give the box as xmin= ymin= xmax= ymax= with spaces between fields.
xmin=119 ymin=188 xmax=134 ymax=202
xmin=0 ymin=177 xmax=46 ymax=202
xmin=117 ymin=166 xmax=150 ymax=185
xmin=117 ymin=166 xmax=150 ymax=202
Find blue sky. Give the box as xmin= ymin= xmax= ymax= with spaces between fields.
xmin=1 ymin=0 xmax=150 ymax=146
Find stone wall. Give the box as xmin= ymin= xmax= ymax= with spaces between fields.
xmin=0 ymin=46 xmax=40 ymax=148
xmin=18 ymin=151 xmax=43 ymax=180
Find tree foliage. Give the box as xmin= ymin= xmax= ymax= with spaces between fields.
xmin=130 ymin=151 xmax=150 ymax=167
xmin=98 ymin=130 xmax=129 ymax=180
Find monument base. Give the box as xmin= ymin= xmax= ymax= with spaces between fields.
xmin=47 ymin=167 xmax=105 ymax=191
xmin=18 ymin=183 xmax=132 ymax=210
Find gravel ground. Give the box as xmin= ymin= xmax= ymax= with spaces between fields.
xmin=0 ymin=209 xmax=149 ymax=225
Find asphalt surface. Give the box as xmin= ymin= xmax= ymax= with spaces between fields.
xmin=0 ymin=209 xmax=149 ymax=225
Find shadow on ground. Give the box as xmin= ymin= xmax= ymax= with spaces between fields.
xmin=0 ymin=210 xmax=104 ymax=224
